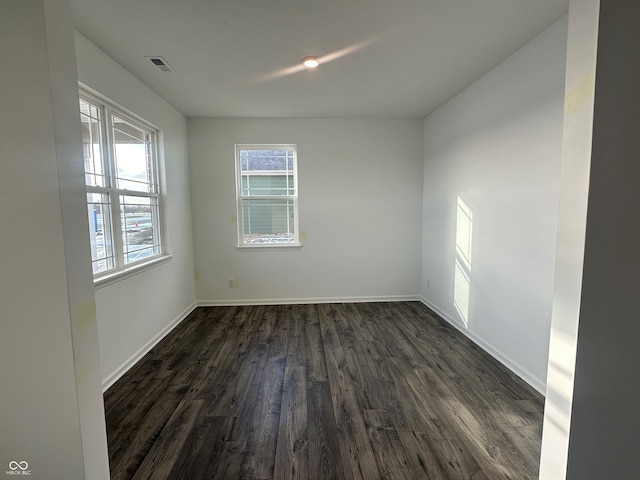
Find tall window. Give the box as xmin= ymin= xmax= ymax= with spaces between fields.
xmin=80 ymin=93 xmax=163 ymax=276
xmin=235 ymin=145 xmax=299 ymax=246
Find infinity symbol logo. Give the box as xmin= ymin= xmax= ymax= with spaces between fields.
xmin=8 ymin=461 xmax=28 ymax=471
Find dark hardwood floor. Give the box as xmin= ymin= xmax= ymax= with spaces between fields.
xmin=104 ymin=302 xmax=544 ymax=479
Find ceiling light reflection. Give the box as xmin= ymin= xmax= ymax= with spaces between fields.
xmin=250 ymin=37 xmax=379 ymax=84
xmin=301 ymin=56 xmax=320 ymax=68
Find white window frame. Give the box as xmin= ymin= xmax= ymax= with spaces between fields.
xmin=80 ymin=90 xmax=167 ymax=282
xmin=235 ymin=144 xmax=300 ymax=248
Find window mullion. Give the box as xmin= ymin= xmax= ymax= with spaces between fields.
xmin=111 ymin=193 xmax=125 ymax=267
xmin=86 ymin=185 xmax=111 ymax=195
xmin=236 ymin=153 xmax=245 ymax=242
xmin=103 ymin=104 xmax=118 ymax=188
xmin=240 ymin=195 xmax=293 ymax=201
xmin=149 ymin=132 xmax=159 ymax=194
xmin=103 ymin=104 xmax=125 ymax=268
xmin=117 ymin=190 xmax=158 ymax=199
xmin=292 ymin=148 xmax=298 ymax=239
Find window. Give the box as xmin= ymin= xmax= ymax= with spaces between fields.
xmin=80 ymin=93 xmax=163 ymax=277
xmin=235 ymin=145 xmax=299 ymax=247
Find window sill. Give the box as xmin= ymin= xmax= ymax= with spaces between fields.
xmin=236 ymin=244 xmax=302 ymax=251
xmin=94 ymin=254 xmax=172 ymax=289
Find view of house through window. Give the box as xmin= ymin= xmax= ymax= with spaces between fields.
xmin=80 ymin=93 xmax=163 ymax=276
xmin=235 ymin=145 xmax=299 ymax=246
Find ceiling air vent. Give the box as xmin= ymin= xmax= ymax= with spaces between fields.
xmin=146 ymin=56 xmax=175 ymax=73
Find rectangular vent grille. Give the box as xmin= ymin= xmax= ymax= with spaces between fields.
xmin=146 ymin=56 xmax=175 ymax=73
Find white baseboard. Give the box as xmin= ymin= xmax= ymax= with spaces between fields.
xmin=419 ymin=296 xmax=546 ymax=395
xmin=101 ymin=301 xmax=197 ymax=392
xmin=197 ymin=294 xmax=420 ymax=307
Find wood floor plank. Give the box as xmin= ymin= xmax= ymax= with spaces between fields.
xmin=318 ymin=304 xmax=355 ymax=396
xmin=168 ymin=416 xmax=245 ymax=480
xmin=131 ymin=399 xmax=204 ymax=480
xmin=105 ymin=303 xmax=544 ymax=479
xmin=364 ymin=414 xmax=415 ymax=480
xmin=398 ymin=430 xmax=485 ymax=480
xmin=239 ymin=356 xmax=286 ymax=479
xmin=106 ymin=376 xmax=166 ymax=443
xmin=432 ymin=394 xmax=527 ymax=480
xmin=196 ymin=440 xmax=245 ymax=480
xmin=274 ymin=366 xmax=309 ymax=480
xmin=343 ymin=340 xmax=389 ymax=409
xmin=332 ymin=394 xmax=381 ymax=480
xmin=288 ymin=305 xmax=309 ymax=367
xmin=165 ymin=415 xmax=222 ymax=479
xmin=308 ymin=381 xmax=343 ymax=480
xmin=228 ymin=355 xmax=266 ymax=441
xmin=108 ymin=384 xmax=188 ymax=479
xmin=304 ymin=306 xmax=329 ymax=382
xmin=408 ymin=348 xmax=543 ymax=478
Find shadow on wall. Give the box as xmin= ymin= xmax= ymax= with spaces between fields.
xmin=454 ymin=195 xmax=473 ymax=327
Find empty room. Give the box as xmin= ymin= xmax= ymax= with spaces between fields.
xmin=3 ymin=0 xmax=640 ymax=479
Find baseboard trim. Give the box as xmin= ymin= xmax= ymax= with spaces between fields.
xmin=198 ymin=295 xmax=420 ymax=307
xmin=419 ymin=296 xmax=546 ymax=395
xmin=101 ymin=301 xmax=197 ymax=392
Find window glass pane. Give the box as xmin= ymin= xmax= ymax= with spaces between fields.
xmin=241 ymin=175 xmax=294 ymax=196
xmin=239 ymin=149 xmax=295 ymax=174
xmin=112 ymin=115 xmax=154 ymax=192
xmin=87 ymin=192 xmax=115 ymax=273
xmin=242 ymin=198 xmax=296 ymax=244
xmin=120 ymin=195 xmax=160 ymax=264
xmin=80 ymin=99 xmax=106 ymax=187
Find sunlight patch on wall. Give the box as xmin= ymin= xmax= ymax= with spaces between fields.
xmin=454 ymin=196 xmax=473 ymax=326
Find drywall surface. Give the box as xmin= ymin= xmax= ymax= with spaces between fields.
xmin=74 ymin=32 xmax=196 ymax=385
xmin=562 ymin=1 xmax=640 ymax=477
xmin=0 ymin=1 xmax=107 ymax=478
xmin=538 ymin=2 xmax=598 ymax=478
xmin=188 ymin=118 xmax=423 ymax=303
xmin=421 ymin=17 xmax=568 ymax=392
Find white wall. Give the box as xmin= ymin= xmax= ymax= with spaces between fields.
xmin=560 ymin=0 xmax=640 ymax=477
xmin=421 ymin=17 xmax=568 ymax=392
xmin=74 ymin=33 xmax=197 ymax=388
xmin=539 ymin=1 xmax=598 ymax=477
xmin=0 ymin=1 xmax=108 ymax=478
xmin=189 ymin=118 xmax=423 ymax=304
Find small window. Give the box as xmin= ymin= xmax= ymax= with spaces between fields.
xmin=235 ymin=145 xmax=299 ymax=247
xmin=80 ymin=92 xmax=164 ymax=277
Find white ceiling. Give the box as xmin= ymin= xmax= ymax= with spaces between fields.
xmin=71 ymin=0 xmax=568 ymax=118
